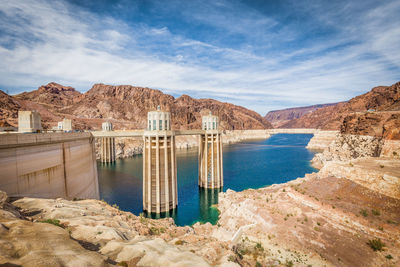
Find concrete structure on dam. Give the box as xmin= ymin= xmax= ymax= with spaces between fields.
xmin=57 ymin=118 xmax=73 ymax=132
xmin=199 ymin=113 xmax=223 ymax=189
xmin=18 ymin=111 xmax=42 ymax=133
xmin=100 ymin=122 xmax=116 ymax=163
xmin=0 ymin=132 xmax=99 ymax=200
xmin=142 ymin=107 xmax=177 ymax=214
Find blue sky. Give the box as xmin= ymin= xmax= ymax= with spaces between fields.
xmin=0 ymin=0 xmax=399 ymax=114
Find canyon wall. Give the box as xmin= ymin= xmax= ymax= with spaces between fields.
xmin=265 ymin=103 xmax=338 ymax=128
xmin=310 ymin=133 xmax=400 ymax=199
xmin=0 ymin=132 xmax=99 ymax=199
xmin=276 ymin=81 xmax=400 ymax=132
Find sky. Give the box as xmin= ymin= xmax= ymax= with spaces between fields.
xmin=0 ymin=0 xmax=399 ymax=114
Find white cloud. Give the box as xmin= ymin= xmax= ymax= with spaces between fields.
xmin=0 ymin=0 xmax=399 ymax=115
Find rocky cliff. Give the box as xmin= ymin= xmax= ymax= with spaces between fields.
xmin=3 ymin=82 xmax=272 ymax=131
xmin=265 ymin=103 xmax=338 ymax=128
xmin=278 ymin=82 xmax=400 ymax=138
xmin=310 ymin=131 xmax=400 ymax=198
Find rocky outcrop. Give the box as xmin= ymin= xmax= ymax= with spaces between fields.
xmin=312 ymin=134 xmax=384 ymax=167
xmin=0 ymin=190 xmax=236 ymax=266
xmin=309 ymin=132 xmax=400 ymax=198
xmin=216 ymin=173 xmax=400 ymax=267
xmin=306 ymin=130 xmax=338 ymax=151
xmin=319 ymin=158 xmax=400 ymax=199
xmin=340 ymin=112 xmax=400 ymax=140
xmin=16 ymin=82 xmax=82 ymax=108
xmin=265 ymin=103 xmax=338 ymax=128
xmin=279 ymin=81 xmax=400 ymax=133
xmin=381 ymin=139 xmax=400 ymax=159
xmin=0 ymin=191 xmax=108 ymax=266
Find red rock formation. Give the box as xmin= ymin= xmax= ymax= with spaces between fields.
xmin=264 ymin=103 xmax=339 ymax=128
xmin=279 ymin=82 xmax=400 ymax=139
xmin=340 ymin=112 xmax=400 ymax=140
xmin=2 ymin=83 xmax=272 ymax=131
xmin=16 ymin=82 xmax=82 ymax=107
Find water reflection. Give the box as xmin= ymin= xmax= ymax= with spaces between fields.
xmin=144 ymin=187 xmax=221 ymax=225
xmin=199 ymin=187 xmax=221 ymax=224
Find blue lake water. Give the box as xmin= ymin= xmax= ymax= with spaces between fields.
xmin=98 ymin=133 xmax=317 ymax=226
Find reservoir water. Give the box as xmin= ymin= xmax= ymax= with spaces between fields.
xmin=98 ymin=133 xmax=317 ymax=226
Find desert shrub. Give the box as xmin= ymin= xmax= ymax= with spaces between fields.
xmin=227 ymin=255 xmax=236 ymax=262
xmin=385 ymin=254 xmax=393 ymax=260
xmin=150 ymin=227 xmax=161 ymax=235
xmin=175 ymin=240 xmax=185 ymax=245
xmin=40 ymin=219 xmax=64 ymax=228
xmin=360 ymin=209 xmax=368 ymax=217
xmin=371 ymin=209 xmax=380 ymax=216
xmin=286 ymin=260 xmax=294 ymax=267
xmin=255 ymin=262 xmax=263 ymax=267
xmin=367 ymin=239 xmax=385 ymax=251
xmin=255 ymin=242 xmax=264 ymax=251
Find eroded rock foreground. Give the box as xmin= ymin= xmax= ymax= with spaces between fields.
xmin=1 ymin=133 xmax=400 ymax=266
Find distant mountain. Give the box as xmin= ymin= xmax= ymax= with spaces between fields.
xmin=279 ymin=81 xmax=400 ymax=140
xmin=264 ymin=103 xmax=339 ymax=128
xmin=1 ymin=82 xmax=272 ymax=131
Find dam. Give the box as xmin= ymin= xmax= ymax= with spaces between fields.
xmin=0 ymin=132 xmax=99 ymax=199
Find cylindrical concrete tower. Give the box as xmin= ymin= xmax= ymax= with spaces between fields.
xmin=198 ymin=112 xmax=223 ymax=188
xmin=100 ymin=122 xmax=116 ymax=163
xmin=143 ymin=106 xmax=177 ymax=214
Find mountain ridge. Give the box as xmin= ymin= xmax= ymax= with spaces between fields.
xmin=264 ymin=103 xmax=340 ymax=128
xmin=1 ymin=82 xmax=273 ymax=131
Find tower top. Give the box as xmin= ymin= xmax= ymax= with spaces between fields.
xmin=102 ymin=121 xmax=113 ymax=131
xmin=147 ymin=107 xmax=171 ymax=131
xmin=202 ymin=113 xmax=219 ymax=130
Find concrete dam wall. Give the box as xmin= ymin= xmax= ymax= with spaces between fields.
xmin=0 ymin=132 xmax=99 ymax=199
